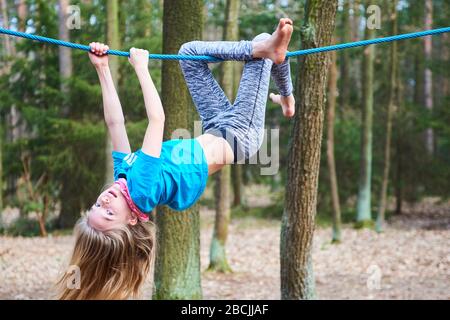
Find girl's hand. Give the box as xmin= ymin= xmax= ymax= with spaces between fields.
xmin=129 ymin=47 xmax=149 ymax=70
xmin=89 ymin=42 xmax=109 ymax=68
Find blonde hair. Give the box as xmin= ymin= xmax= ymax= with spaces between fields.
xmin=56 ymin=216 xmax=156 ymax=300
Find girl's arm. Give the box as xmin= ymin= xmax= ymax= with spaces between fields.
xmin=89 ymin=42 xmax=131 ymax=154
xmin=129 ymin=48 xmax=165 ymax=158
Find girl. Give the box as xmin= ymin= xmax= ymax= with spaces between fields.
xmin=57 ymin=18 xmax=295 ymax=299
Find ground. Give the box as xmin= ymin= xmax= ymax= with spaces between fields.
xmin=0 ymin=186 xmax=449 ymax=300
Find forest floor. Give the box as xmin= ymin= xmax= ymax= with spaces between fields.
xmin=0 ymin=185 xmax=449 ymax=300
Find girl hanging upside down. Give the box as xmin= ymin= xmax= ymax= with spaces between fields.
xmin=57 ymin=18 xmax=295 ymax=299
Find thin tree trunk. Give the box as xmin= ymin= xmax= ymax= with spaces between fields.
xmin=231 ymin=61 xmax=244 ymax=207
xmin=281 ymin=0 xmax=338 ymax=300
xmin=4 ymin=0 xmax=23 ymax=203
xmin=395 ymin=71 xmax=404 ymax=215
xmin=376 ymin=0 xmax=397 ymax=233
xmin=154 ymin=0 xmax=203 ymax=300
xmin=0 ymin=121 xmax=2 ymax=214
xmin=439 ymin=33 xmax=449 ymax=105
xmin=231 ymin=165 xmax=242 ymax=206
xmin=0 ymin=0 xmax=13 ymax=59
xmin=356 ymin=13 xmax=375 ymax=226
xmin=339 ymin=0 xmax=351 ymax=109
xmin=58 ymin=0 xmax=72 ymax=116
xmin=424 ymin=0 xmax=434 ymax=155
xmin=57 ymin=0 xmax=79 ymax=228
xmin=208 ymin=0 xmax=240 ymax=273
xmin=209 ymin=168 xmax=232 ymax=272
xmin=0 ymin=0 xmax=10 ymax=213
xmin=327 ymin=47 xmax=341 ymax=243
xmin=441 ymin=33 xmax=449 ymax=107
xmin=351 ymin=0 xmax=361 ymax=42
xmin=105 ymin=0 xmax=120 ymax=184
xmin=16 ymin=0 xmax=27 ymax=32
xmin=414 ymin=43 xmax=425 ymax=107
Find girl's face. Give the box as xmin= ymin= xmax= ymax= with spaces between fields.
xmin=87 ymin=184 xmax=137 ymax=231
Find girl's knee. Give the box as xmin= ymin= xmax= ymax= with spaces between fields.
xmin=252 ymin=33 xmax=271 ymax=42
xmin=179 ymin=42 xmax=197 ymax=69
xmin=179 ymin=41 xmax=200 ymax=55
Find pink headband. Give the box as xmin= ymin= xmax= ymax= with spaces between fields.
xmin=114 ymin=178 xmax=149 ymax=222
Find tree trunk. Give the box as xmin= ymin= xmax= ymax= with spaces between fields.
xmin=327 ymin=47 xmax=341 ymax=243
xmin=395 ymin=69 xmax=403 ymax=215
xmin=414 ymin=43 xmax=425 ymax=107
xmin=16 ymin=0 xmax=27 ymax=32
xmin=0 ymin=0 xmax=13 ymax=59
xmin=105 ymin=0 xmax=120 ymax=184
xmin=57 ymin=0 xmax=79 ymax=229
xmin=231 ymin=165 xmax=243 ymax=206
xmin=351 ymin=0 xmax=361 ymax=41
xmin=424 ymin=0 xmax=434 ymax=155
xmin=376 ymin=0 xmax=397 ymax=233
xmin=3 ymin=0 xmax=20 ymax=202
xmin=0 ymin=0 xmax=10 ymax=213
xmin=356 ymin=15 xmax=375 ymax=227
xmin=231 ymin=61 xmax=244 ymax=207
xmin=58 ymin=0 xmax=72 ymax=116
xmin=339 ymin=0 xmax=351 ymax=109
xmin=208 ymin=0 xmax=240 ymax=273
xmin=442 ymin=33 xmax=449 ymax=100
xmin=0 ymin=121 xmax=2 ymax=214
xmin=281 ymin=0 xmax=338 ymax=300
xmin=153 ymin=0 xmax=203 ymax=300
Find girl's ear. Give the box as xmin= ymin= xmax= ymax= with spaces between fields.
xmin=128 ymin=213 xmax=138 ymax=226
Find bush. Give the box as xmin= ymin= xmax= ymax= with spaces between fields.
xmin=1 ymin=216 xmax=60 ymax=237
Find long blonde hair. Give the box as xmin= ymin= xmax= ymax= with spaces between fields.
xmin=56 ymin=216 xmax=156 ymax=300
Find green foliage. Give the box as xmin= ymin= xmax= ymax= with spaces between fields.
xmin=0 ymin=216 xmax=59 ymax=237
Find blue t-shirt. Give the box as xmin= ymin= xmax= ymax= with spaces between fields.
xmin=112 ymin=138 xmax=209 ymax=214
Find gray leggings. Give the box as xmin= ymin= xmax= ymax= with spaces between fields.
xmin=178 ymin=33 xmax=293 ymax=162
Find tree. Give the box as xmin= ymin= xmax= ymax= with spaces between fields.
xmin=208 ymin=0 xmax=240 ymax=273
xmin=0 ymin=0 xmax=13 ymax=59
xmin=281 ymin=0 xmax=338 ymax=300
xmin=356 ymin=4 xmax=375 ymax=227
xmin=58 ymin=0 xmax=72 ymax=116
xmin=5 ymin=0 xmax=27 ymax=203
xmin=327 ymin=47 xmax=342 ymax=243
xmin=376 ymin=0 xmax=397 ymax=233
xmin=351 ymin=0 xmax=361 ymax=41
xmin=424 ymin=0 xmax=434 ymax=155
xmin=339 ymin=0 xmax=351 ymax=109
xmin=231 ymin=165 xmax=243 ymax=206
xmin=16 ymin=0 xmax=27 ymax=32
xmin=0 ymin=0 xmax=10 ymax=214
xmin=153 ymin=0 xmax=203 ymax=300
xmin=56 ymin=0 xmax=77 ymax=229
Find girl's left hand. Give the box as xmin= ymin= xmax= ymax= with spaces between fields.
xmin=88 ymin=42 xmax=109 ymax=68
xmin=129 ymin=47 xmax=149 ymax=70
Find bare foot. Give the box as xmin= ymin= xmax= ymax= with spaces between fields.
xmin=270 ymin=93 xmax=295 ymax=118
xmin=253 ymin=18 xmax=294 ymax=64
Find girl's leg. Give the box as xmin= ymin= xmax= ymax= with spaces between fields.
xmin=178 ymin=40 xmax=254 ymax=131
xmin=211 ymin=34 xmax=274 ymax=162
xmin=209 ymin=33 xmax=293 ymax=162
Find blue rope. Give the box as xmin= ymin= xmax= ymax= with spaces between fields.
xmin=1 ymin=26 xmax=449 ymax=62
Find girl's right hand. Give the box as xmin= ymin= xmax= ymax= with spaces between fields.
xmin=128 ymin=47 xmax=149 ymax=70
xmin=89 ymin=42 xmax=109 ymax=68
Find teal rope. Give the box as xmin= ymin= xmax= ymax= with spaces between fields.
xmin=1 ymin=26 xmax=449 ymax=62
